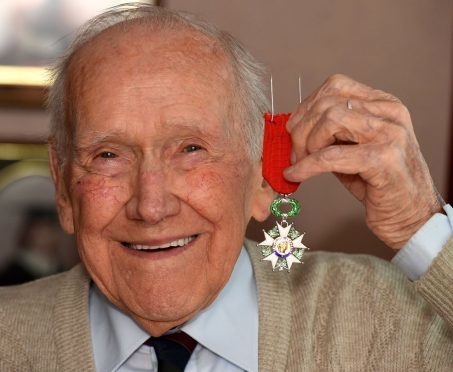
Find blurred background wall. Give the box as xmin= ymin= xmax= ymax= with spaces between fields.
xmin=164 ymin=0 xmax=453 ymax=260
xmin=0 ymin=0 xmax=451 ymax=272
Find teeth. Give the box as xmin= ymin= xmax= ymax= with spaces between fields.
xmin=128 ymin=235 xmax=196 ymax=250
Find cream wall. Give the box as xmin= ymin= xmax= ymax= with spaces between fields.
xmin=166 ymin=0 xmax=452 ymax=259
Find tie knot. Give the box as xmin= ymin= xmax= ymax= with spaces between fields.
xmin=145 ymin=332 xmax=197 ymax=371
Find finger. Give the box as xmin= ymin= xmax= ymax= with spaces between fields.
xmin=287 ymin=95 xmax=349 ymax=158
xmin=286 ymin=78 xmax=353 ymax=131
xmin=304 ymin=105 xmax=394 ymax=154
xmin=349 ymin=98 xmax=412 ymax=128
xmin=286 ymin=91 xmax=318 ymax=131
xmin=289 ymin=98 xmax=414 ymax=161
xmin=318 ymin=74 xmax=402 ymax=103
xmin=287 ymin=74 xmax=402 ymax=131
xmin=283 ymin=143 xmax=390 ymax=184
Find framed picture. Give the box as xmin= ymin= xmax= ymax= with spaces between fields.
xmin=0 ymin=0 xmax=159 ymax=108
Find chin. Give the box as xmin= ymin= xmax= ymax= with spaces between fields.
xmin=123 ymin=290 xmax=213 ymax=334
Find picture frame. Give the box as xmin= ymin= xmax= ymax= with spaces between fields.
xmin=0 ymin=0 xmax=160 ymax=109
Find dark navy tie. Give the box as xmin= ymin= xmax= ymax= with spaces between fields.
xmin=145 ymin=332 xmax=197 ymax=372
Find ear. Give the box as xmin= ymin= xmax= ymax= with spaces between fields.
xmin=48 ymin=142 xmax=75 ymax=234
xmin=250 ymin=164 xmax=275 ymax=222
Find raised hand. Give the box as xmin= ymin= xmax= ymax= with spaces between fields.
xmin=284 ymin=74 xmax=442 ymax=249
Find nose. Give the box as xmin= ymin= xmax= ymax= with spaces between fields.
xmin=126 ymin=165 xmax=180 ymax=224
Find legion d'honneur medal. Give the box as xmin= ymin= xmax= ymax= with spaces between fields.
xmin=258 ymin=112 xmax=309 ymax=272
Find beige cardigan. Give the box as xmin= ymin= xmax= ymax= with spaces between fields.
xmin=1 ymin=239 xmax=452 ymax=371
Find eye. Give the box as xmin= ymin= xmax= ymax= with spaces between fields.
xmin=183 ymin=144 xmax=202 ymax=153
xmin=98 ymin=151 xmax=117 ymax=159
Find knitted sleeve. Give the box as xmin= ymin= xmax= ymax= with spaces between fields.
xmin=415 ymin=236 xmax=453 ymax=327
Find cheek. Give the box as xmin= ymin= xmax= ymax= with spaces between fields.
xmin=70 ymin=175 xmax=128 ymax=230
xmin=182 ymin=166 xmax=250 ymax=223
xmin=185 ymin=171 xmax=225 ymax=201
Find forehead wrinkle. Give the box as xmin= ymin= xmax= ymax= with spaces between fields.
xmin=67 ymin=23 xmax=243 ymax=151
xmin=70 ymin=23 xmax=232 ymax=91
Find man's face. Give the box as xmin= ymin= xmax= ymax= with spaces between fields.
xmin=52 ymin=27 xmax=271 ymax=335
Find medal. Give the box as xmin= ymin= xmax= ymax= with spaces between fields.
xmin=258 ymin=80 xmax=309 ymax=271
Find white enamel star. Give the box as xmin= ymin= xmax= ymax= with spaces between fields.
xmin=258 ymin=222 xmax=308 ymax=271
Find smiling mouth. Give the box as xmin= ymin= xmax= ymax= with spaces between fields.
xmin=121 ymin=235 xmax=198 ymax=251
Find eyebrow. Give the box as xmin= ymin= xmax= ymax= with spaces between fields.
xmin=73 ymin=121 xmax=225 ymax=151
xmin=73 ymin=131 xmax=129 ymax=152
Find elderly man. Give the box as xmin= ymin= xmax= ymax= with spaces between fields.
xmin=1 ymin=4 xmax=452 ymax=371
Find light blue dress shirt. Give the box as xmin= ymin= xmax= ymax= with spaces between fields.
xmin=90 ymin=205 xmax=453 ymax=371
xmin=90 ymin=248 xmax=258 ymax=372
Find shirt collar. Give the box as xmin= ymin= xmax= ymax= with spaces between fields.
xmin=89 ymin=247 xmax=258 ymax=372
xmin=89 ymin=282 xmax=150 ymax=372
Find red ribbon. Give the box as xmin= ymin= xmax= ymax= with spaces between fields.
xmin=262 ymin=113 xmax=300 ymax=194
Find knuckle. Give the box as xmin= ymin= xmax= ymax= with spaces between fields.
xmin=394 ymin=102 xmax=411 ymax=124
xmin=318 ymin=145 xmax=343 ymax=162
xmin=311 ymin=96 xmax=335 ymax=114
xmin=364 ymin=116 xmax=378 ymax=134
xmin=290 ymin=119 xmax=308 ymax=139
xmin=323 ymin=74 xmax=349 ymax=92
xmin=326 ymin=73 xmax=348 ymax=86
xmin=322 ymin=105 xmax=346 ymax=127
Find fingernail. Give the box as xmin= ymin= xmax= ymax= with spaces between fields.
xmin=290 ymin=151 xmax=296 ymax=164
xmin=284 ymin=166 xmax=294 ymax=176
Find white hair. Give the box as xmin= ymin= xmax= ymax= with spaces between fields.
xmin=47 ymin=2 xmax=269 ymax=166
